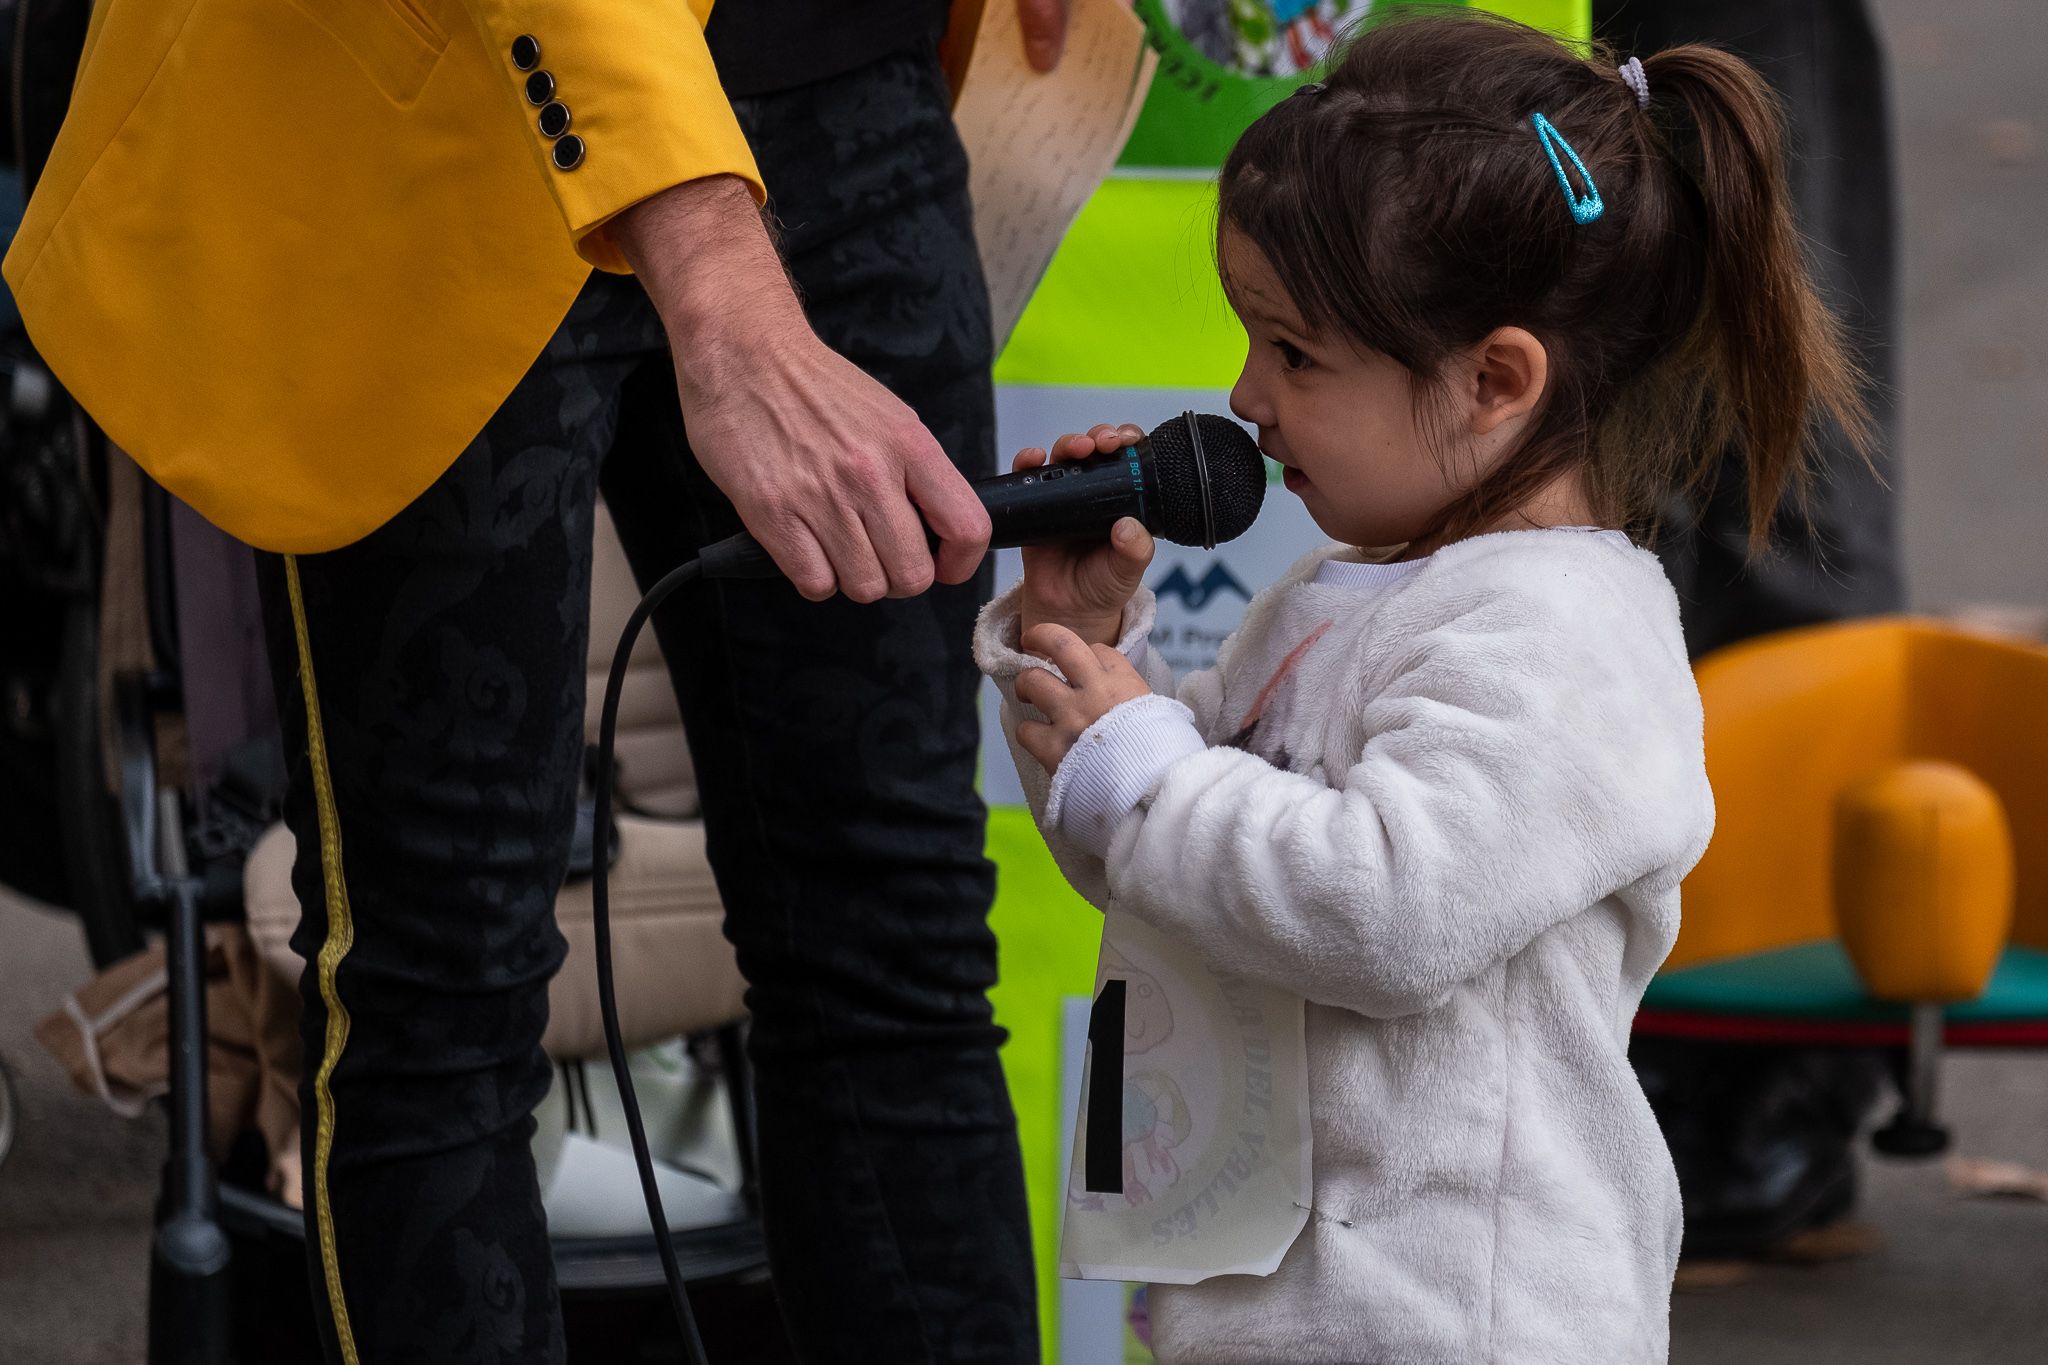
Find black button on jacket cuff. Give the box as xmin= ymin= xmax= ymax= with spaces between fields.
xmin=508 ymin=37 xmax=576 ymax=170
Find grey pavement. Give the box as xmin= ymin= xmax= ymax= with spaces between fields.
xmin=1 ymin=889 xmax=158 ymax=1365
xmin=1886 ymin=0 xmax=2048 ymax=613
xmin=4 ymin=0 xmax=2047 ymax=1361
xmin=9 ymin=881 xmax=2048 ymax=1362
xmin=1670 ymin=1049 xmax=2048 ymax=1365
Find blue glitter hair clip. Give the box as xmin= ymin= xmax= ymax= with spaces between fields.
xmin=1530 ymin=112 xmax=1604 ymax=225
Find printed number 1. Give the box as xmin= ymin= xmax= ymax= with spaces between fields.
xmin=1084 ymin=978 xmax=1127 ymax=1194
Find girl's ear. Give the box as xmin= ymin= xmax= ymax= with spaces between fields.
xmin=1466 ymin=327 xmax=1549 ymax=437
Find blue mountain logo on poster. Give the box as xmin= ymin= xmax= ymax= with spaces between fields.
xmin=1154 ymin=562 xmax=1252 ymax=612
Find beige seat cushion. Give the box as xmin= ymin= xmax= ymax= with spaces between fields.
xmin=546 ymin=812 xmax=746 ymax=1054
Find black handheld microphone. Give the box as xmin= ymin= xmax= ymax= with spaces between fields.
xmin=697 ymin=411 xmax=1267 ymax=579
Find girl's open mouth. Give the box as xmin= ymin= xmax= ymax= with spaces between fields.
xmin=1282 ymin=465 xmax=1310 ymax=493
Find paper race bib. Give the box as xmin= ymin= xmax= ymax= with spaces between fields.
xmin=1060 ymin=909 xmax=1312 ymax=1283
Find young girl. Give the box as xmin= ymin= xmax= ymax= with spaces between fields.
xmin=977 ymin=12 xmax=1869 ymax=1364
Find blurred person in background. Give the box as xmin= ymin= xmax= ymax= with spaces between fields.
xmin=1595 ymin=0 xmax=1904 ymax=1272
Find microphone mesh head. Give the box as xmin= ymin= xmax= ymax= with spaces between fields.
xmin=1147 ymin=414 xmax=1267 ymax=547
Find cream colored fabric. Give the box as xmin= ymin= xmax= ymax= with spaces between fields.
xmin=546 ymin=813 xmax=746 ymax=1054
xmin=36 ymin=924 xmax=303 ymax=1206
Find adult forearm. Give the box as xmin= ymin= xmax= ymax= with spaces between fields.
xmin=610 ymin=174 xmax=806 ymax=359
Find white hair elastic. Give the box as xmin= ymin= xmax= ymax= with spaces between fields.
xmin=1619 ymin=56 xmax=1650 ymax=110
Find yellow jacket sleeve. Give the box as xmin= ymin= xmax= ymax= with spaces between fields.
xmin=2 ymin=0 xmax=770 ymax=550
xmin=459 ymin=0 xmax=764 ymax=272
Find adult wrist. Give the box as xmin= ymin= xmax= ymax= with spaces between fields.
xmin=612 ymin=176 xmax=807 ymax=358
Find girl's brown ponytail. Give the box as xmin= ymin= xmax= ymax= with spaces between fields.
xmin=1641 ymin=44 xmax=1873 ymax=541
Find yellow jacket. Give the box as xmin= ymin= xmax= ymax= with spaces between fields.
xmin=3 ymin=0 xmax=763 ymax=552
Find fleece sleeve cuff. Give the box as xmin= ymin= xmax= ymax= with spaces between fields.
xmin=1044 ymin=693 xmax=1210 ymax=860
xmin=972 ymin=581 xmax=1159 ymax=683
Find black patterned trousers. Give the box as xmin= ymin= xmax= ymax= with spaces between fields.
xmin=256 ymin=48 xmax=1037 ymax=1365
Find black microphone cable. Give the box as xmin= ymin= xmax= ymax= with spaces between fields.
xmin=590 ymin=553 xmax=714 ymax=1365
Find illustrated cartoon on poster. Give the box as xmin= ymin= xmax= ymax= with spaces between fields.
xmin=1164 ymin=1 xmax=1368 ymax=76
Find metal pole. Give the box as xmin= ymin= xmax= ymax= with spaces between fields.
xmin=147 ymin=790 xmax=233 ymax=1365
xmin=1905 ymin=1001 xmax=1943 ymax=1127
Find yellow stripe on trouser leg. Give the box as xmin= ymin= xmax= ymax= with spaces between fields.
xmin=285 ymin=554 xmax=362 ymax=1365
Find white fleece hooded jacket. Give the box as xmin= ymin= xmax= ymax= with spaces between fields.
xmin=977 ymin=529 xmax=1716 ymax=1364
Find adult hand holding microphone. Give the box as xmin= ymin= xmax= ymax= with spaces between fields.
xmin=614 ymin=175 xmax=993 ymax=602
xmin=609 ymin=0 xmax=1152 ymax=606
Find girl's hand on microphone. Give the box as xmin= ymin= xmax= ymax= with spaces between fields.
xmin=1013 ymin=623 xmax=1152 ymax=773
xmin=1018 ymin=424 xmax=1154 ymax=648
